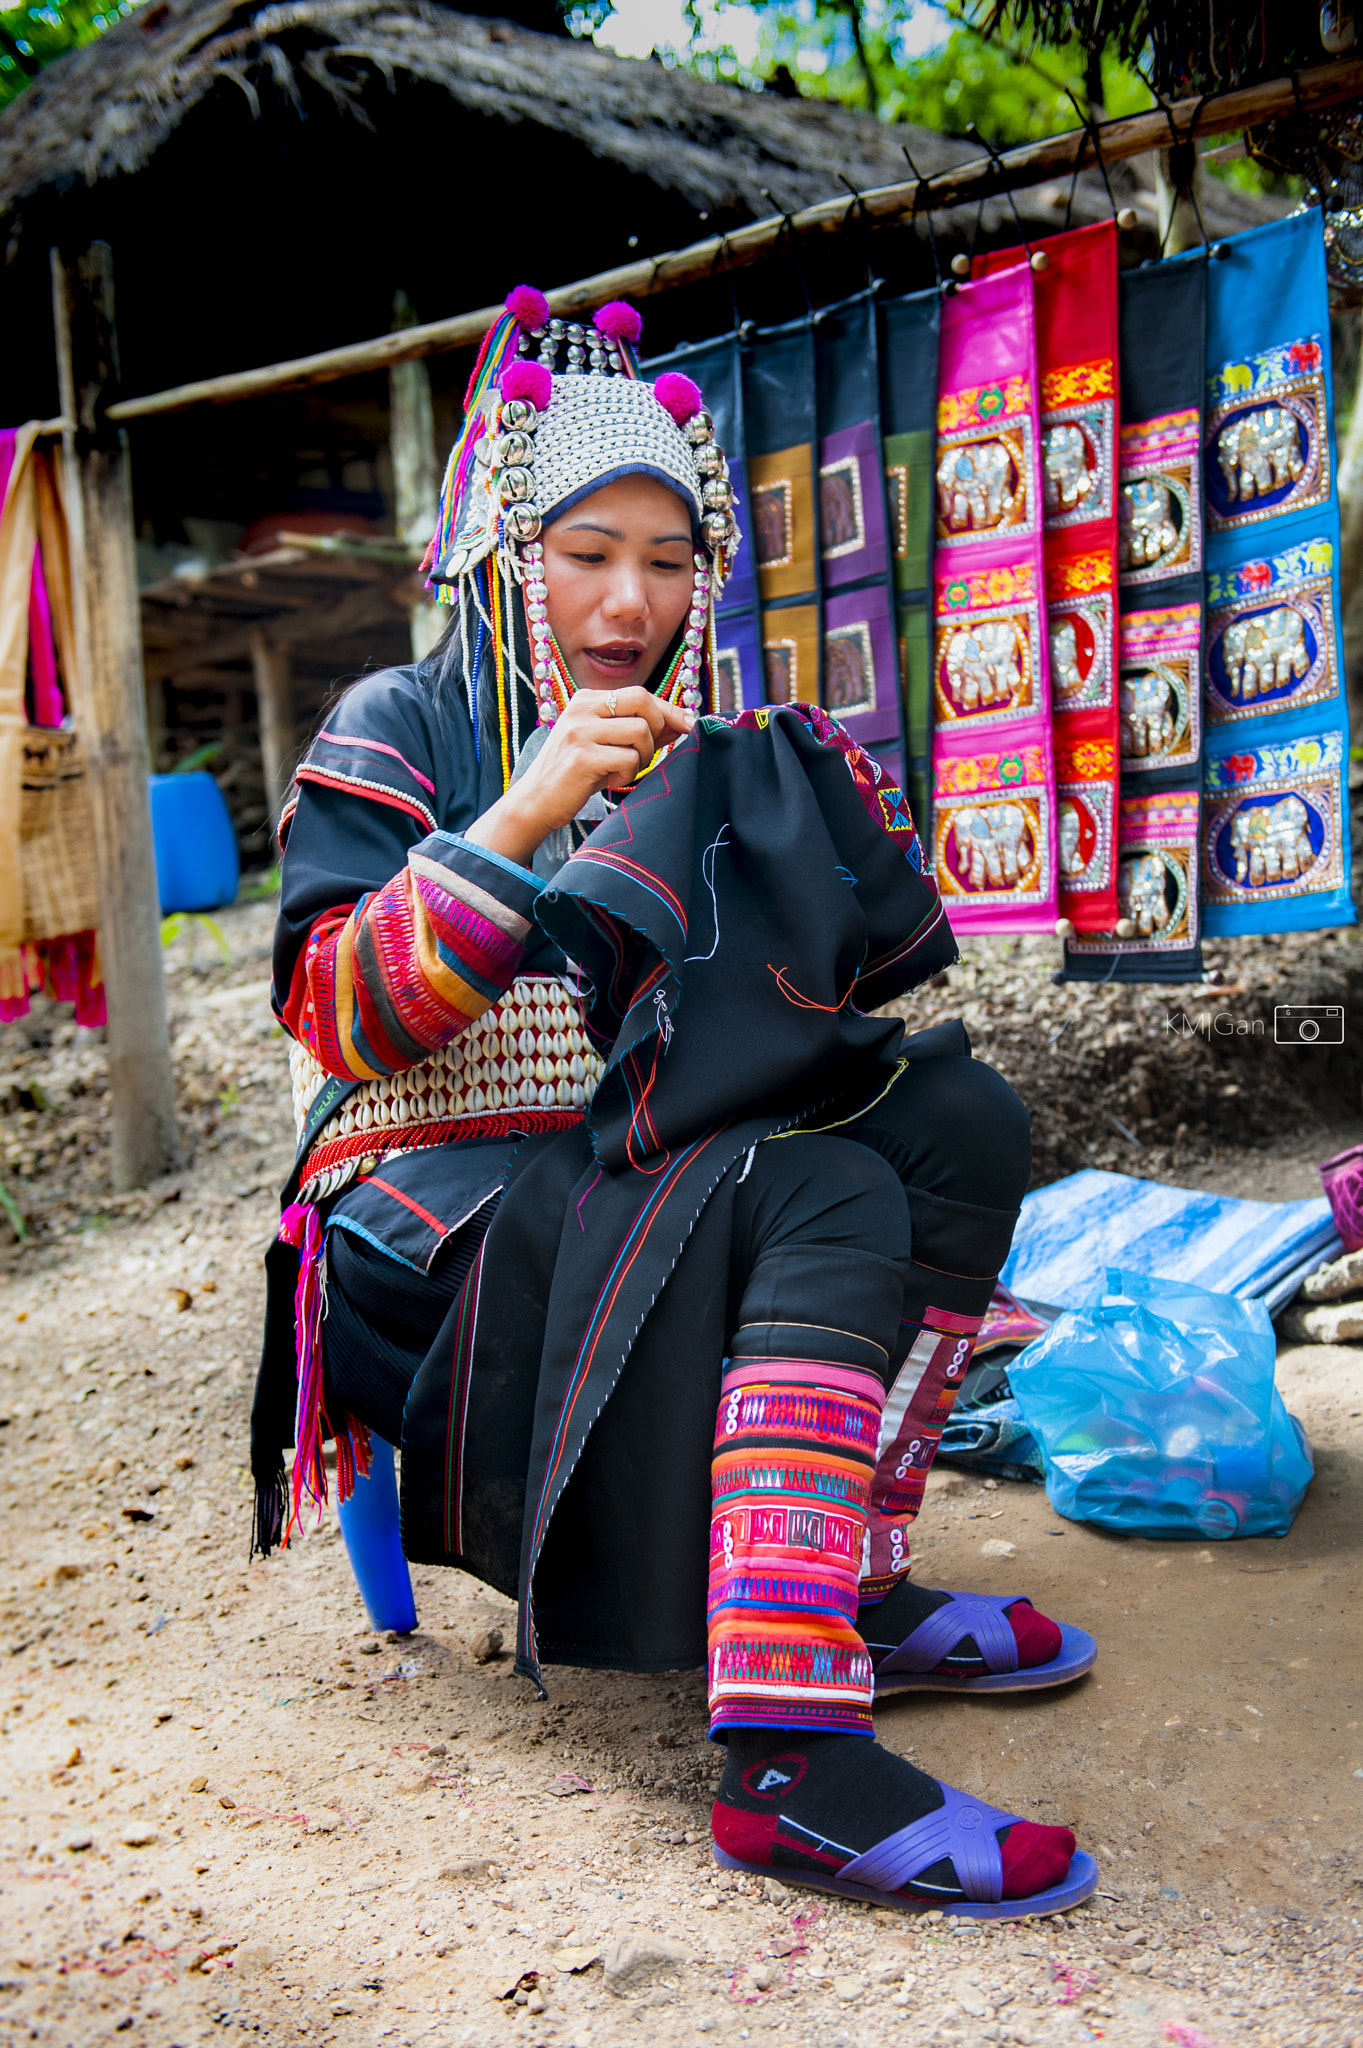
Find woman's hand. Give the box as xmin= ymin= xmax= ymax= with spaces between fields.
xmin=465 ymin=688 xmax=694 ymax=869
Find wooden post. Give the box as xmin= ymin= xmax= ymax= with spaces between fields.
xmin=52 ymin=243 xmax=179 ymax=1191
xmin=249 ymin=631 xmax=295 ymax=828
xmin=389 ymin=290 xmax=442 ymax=663
xmin=1154 ymin=142 xmax=1205 ymax=257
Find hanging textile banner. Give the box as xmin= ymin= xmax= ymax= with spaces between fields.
xmin=881 ymin=286 xmax=941 ymax=828
xmin=0 ymin=423 xmax=102 ymax=1026
xmin=742 ymin=317 xmax=821 ymax=707
xmin=1199 ymin=208 xmax=1354 ymax=935
xmin=644 ymin=331 xmax=760 ymax=713
xmin=975 ymin=221 xmax=1120 ymax=932
xmin=815 ymin=292 xmax=902 ymax=752
xmin=1066 ymin=252 xmax=1206 ymax=982
xmin=931 ymin=265 xmax=1056 ymax=932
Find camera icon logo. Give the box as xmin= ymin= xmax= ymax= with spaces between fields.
xmin=1274 ymin=1004 xmax=1344 ymax=1046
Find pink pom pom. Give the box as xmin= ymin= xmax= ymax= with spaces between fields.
xmin=653 ymin=371 xmax=704 ymax=427
xmin=596 ymin=300 xmax=643 ymax=345
xmin=505 ymin=283 xmax=550 ymax=331
xmin=500 ymin=360 xmax=553 ymax=410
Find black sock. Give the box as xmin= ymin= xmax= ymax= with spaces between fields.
xmin=858 ymin=1579 xmax=1059 ymax=1673
xmin=713 ymin=1730 xmax=1073 ymax=1902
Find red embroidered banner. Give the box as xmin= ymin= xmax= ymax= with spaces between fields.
xmin=975 ymin=222 xmax=1120 ymax=930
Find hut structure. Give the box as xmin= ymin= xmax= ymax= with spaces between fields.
xmin=0 ymin=0 xmax=1286 ymax=856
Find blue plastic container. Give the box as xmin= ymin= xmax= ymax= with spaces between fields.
xmin=148 ymin=771 xmax=239 ymax=914
xmin=335 ymin=1437 xmax=418 ymax=1634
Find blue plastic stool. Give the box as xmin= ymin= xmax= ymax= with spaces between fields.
xmin=148 ymin=770 xmax=239 ymax=914
xmin=335 ymin=1437 xmax=418 ymax=1635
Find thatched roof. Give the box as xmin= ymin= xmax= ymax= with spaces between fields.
xmin=0 ymin=0 xmax=1278 ymax=239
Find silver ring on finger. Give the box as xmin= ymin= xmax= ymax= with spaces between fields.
xmin=604 ymin=691 xmax=617 ymax=717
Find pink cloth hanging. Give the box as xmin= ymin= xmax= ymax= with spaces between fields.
xmin=930 ymin=267 xmax=1058 ymax=933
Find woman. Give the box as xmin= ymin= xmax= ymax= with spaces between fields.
xmin=253 ymin=287 xmax=1097 ymax=1919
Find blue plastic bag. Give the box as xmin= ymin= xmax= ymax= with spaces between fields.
xmin=1007 ymin=1269 xmax=1313 ymax=1539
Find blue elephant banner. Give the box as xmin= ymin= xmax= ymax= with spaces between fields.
xmin=1199 ymin=208 xmax=1353 ymax=936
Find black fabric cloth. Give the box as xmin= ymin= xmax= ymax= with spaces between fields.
xmin=325 ymin=1045 xmax=1030 ymax=1679
xmin=536 ymin=707 xmax=954 ymax=1169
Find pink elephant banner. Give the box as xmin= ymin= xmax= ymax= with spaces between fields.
xmin=931 ymin=267 xmax=1056 ymax=932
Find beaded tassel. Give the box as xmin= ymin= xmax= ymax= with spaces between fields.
xmin=524 ymin=543 xmax=712 ymax=728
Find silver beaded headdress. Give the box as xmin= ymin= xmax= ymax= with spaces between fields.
xmin=426 ymin=286 xmax=739 ymax=589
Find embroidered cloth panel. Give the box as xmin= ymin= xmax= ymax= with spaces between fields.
xmin=1200 ymin=209 xmax=1354 ymax=935
xmin=743 ymin=318 xmax=823 ymax=717
xmin=1064 ymin=788 xmax=1202 ymax=969
xmin=1066 ymin=252 xmax=1207 ymax=982
xmin=880 ymin=287 xmax=941 ymax=823
xmin=817 ymin=295 xmax=891 ymax=590
xmin=932 ymin=265 xmax=1056 ymax=931
xmin=712 ymin=606 xmax=765 ymax=716
xmin=976 ymin=222 xmax=1120 ymax=931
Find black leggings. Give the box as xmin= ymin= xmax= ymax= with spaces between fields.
xmin=323 ymin=1051 xmax=1031 ymax=1445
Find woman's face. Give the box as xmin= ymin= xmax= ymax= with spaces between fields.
xmin=540 ymin=476 xmax=695 ymax=693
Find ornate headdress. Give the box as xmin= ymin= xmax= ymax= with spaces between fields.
xmin=422 ymin=286 xmax=740 ymax=773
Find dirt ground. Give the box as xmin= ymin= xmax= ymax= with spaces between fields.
xmin=2 ymin=896 xmax=1362 ymax=2048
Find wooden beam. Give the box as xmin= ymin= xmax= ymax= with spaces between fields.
xmin=104 ymin=55 xmax=1363 ymax=425
xmin=52 ymin=243 xmax=179 ymax=1192
xmin=143 ymin=583 xmax=408 ymax=682
xmin=250 ymin=631 xmax=295 ymax=828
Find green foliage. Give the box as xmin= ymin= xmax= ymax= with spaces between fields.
xmin=0 ymin=1178 xmax=28 ymax=1243
xmin=239 ymin=865 xmax=283 ymax=902
xmin=160 ymin=912 xmax=232 ymax=965
xmin=171 ymin=740 xmax=226 ymax=776
xmin=0 ymin=1 xmax=139 ymax=111
xmin=717 ymin=2 xmax=1155 ymax=140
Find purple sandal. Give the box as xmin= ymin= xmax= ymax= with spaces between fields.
xmin=714 ymin=1781 xmax=1098 ymax=1921
xmin=869 ymin=1592 xmax=1097 ymax=1697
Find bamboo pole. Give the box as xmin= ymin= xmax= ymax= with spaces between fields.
xmin=105 ymin=54 xmax=1363 ymax=426
xmin=52 ymin=243 xmax=180 ymax=1191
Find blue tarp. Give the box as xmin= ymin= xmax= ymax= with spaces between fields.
xmin=1001 ymin=1169 xmax=1339 ymax=1318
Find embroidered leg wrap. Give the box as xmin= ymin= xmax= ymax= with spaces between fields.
xmin=708 ymin=1353 xmax=885 ymax=1737
xmin=706 ymin=1138 xmax=912 ymax=1739
xmin=860 ymin=1187 xmax=1007 ymax=1602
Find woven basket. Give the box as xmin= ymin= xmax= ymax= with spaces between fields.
xmin=19 ymin=728 xmax=99 ymax=943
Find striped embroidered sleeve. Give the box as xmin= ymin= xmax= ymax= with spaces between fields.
xmin=282 ymin=833 xmax=543 ymax=1081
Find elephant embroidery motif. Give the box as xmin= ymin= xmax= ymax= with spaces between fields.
xmin=936 ymin=438 xmax=1018 ymax=534
xmin=1058 ymin=799 xmax=1084 ymax=875
xmin=1220 ymin=605 xmax=1310 ymax=701
xmin=1043 ymin=423 xmax=1093 ymax=515
xmin=1117 ymin=852 xmax=1175 ymax=938
xmin=943 ymin=619 xmax=1025 ymax=714
xmin=1216 ymin=406 xmax=1305 ymax=504
xmin=950 ymin=802 xmax=1034 ymax=890
xmin=1119 ymin=668 xmax=1180 ymax=759
xmin=1119 ymin=477 xmax=1180 ymax=571
xmin=1049 ymin=617 xmax=1084 ymax=702
xmin=1229 ymin=795 xmax=1316 ymax=887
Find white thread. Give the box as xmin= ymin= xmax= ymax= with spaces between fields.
xmin=736 ymin=1144 xmax=757 ymax=1184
